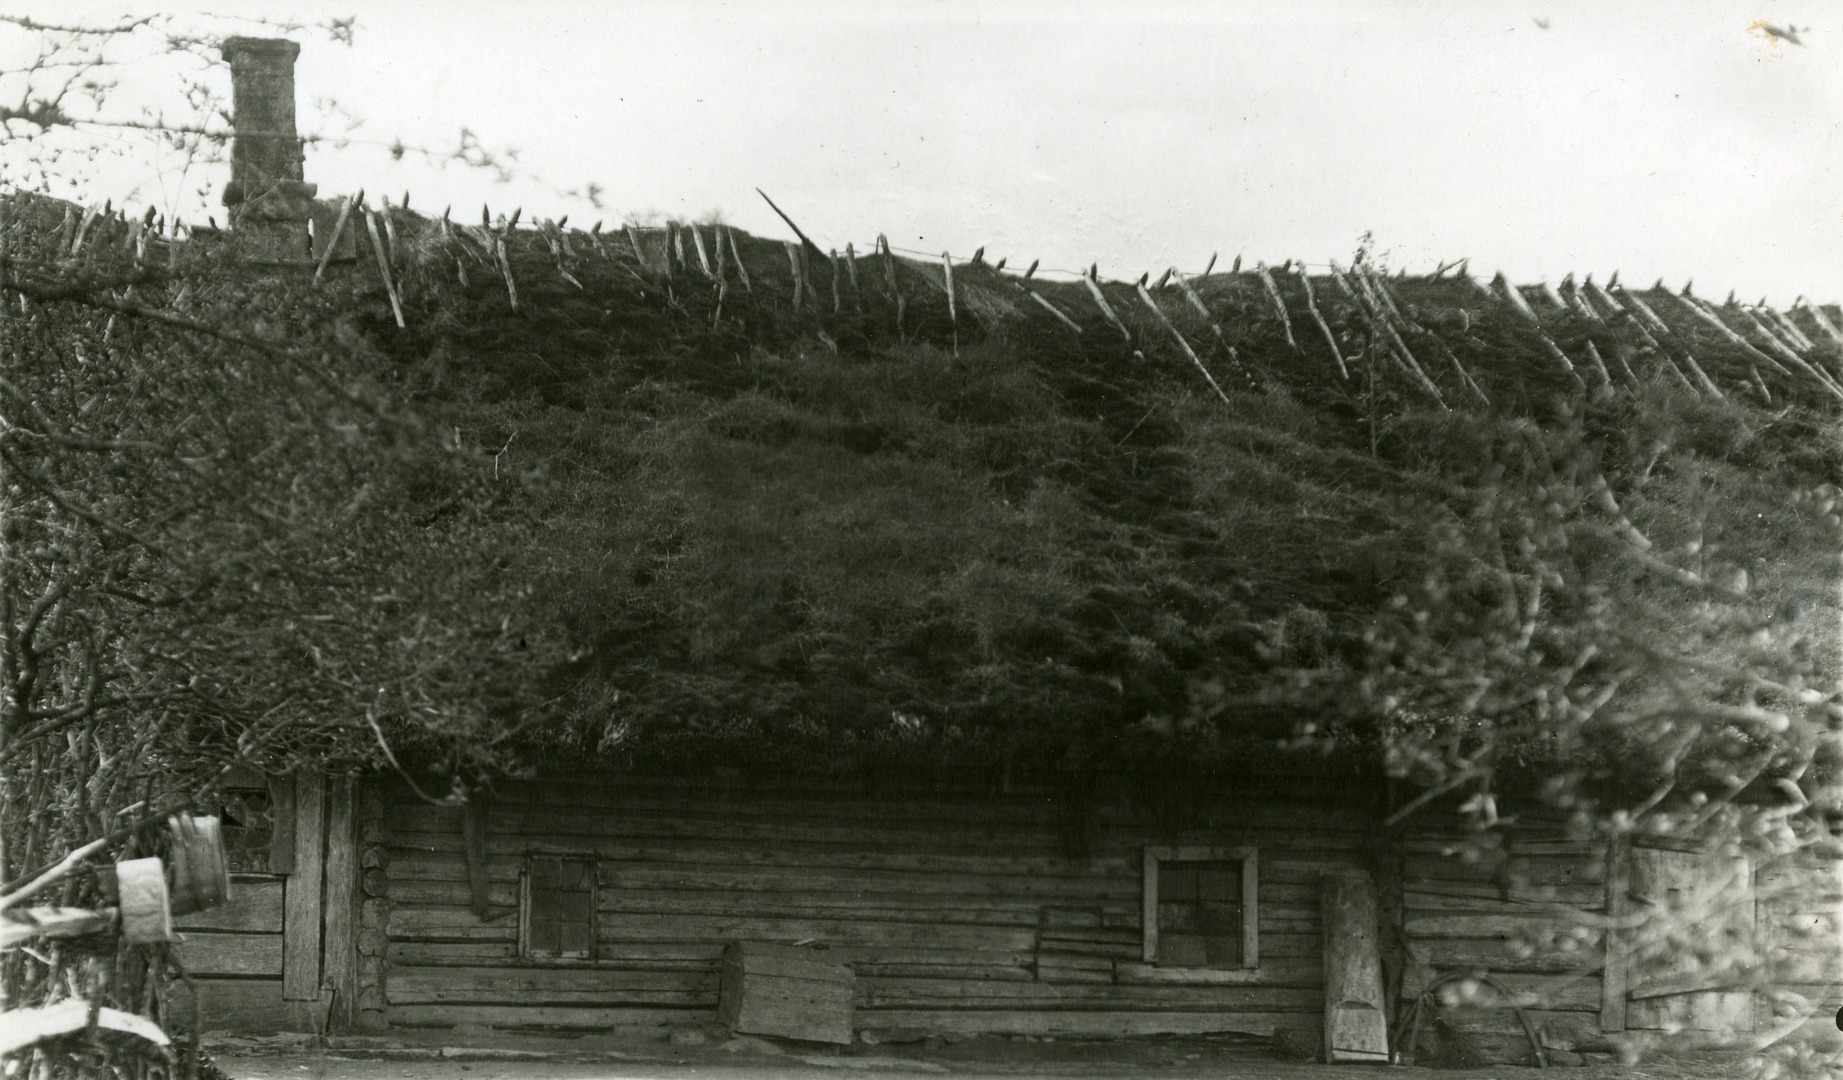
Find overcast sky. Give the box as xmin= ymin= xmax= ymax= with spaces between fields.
xmin=10 ymin=1 xmax=1842 ymax=302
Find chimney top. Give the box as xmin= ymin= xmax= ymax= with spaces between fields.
xmin=221 ymin=36 xmax=301 ymax=64
xmin=220 ymin=35 xmax=314 ymax=250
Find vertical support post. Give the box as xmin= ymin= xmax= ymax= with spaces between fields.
xmin=323 ymin=776 xmax=358 ymax=1033
xmin=283 ymin=771 xmax=326 ymax=1003
xmin=1600 ymin=835 xmax=1630 ymax=1033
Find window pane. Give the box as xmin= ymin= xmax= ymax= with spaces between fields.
xmin=559 ymin=921 xmax=593 ymax=956
xmin=558 ymin=892 xmax=593 ymax=922
xmin=1158 ymin=933 xmax=1208 ymax=966
xmin=1204 ymin=933 xmax=1243 ymax=967
xmin=1158 ymin=901 xmax=1197 ymax=933
xmin=529 ymin=918 xmax=560 ymax=955
xmin=1198 ymin=901 xmax=1241 ymax=936
xmin=531 ymin=858 xmax=561 ymax=890
xmin=1196 ymin=864 xmax=1241 ymax=902
xmin=559 ymin=860 xmax=588 ymax=890
xmin=1162 ymin=865 xmax=1199 ymax=901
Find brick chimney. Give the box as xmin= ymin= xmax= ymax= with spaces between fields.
xmin=221 ymin=37 xmax=316 ymax=251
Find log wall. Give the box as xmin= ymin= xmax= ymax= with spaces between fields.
xmin=379 ymin=774 xmax=1380 ymax=1039
xmin=172 ymin=874 xmax=290 ymax=1030
xmin=175 ymin=770 xmax=360 ymax=1034
xmin=1397 ymin=820 xmax=1843 ymax=1065
xmin=1395 ymin=822 xmax=1607 ymax=1066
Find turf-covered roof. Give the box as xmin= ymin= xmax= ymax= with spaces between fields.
xmin=308 ymin=201 xmax=1838 ymax=782
xmin=14 ymin=188 xmax=1839 ymax=786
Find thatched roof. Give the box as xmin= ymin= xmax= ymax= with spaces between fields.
xmin=12 ymin=188 xmax=1840 ymax=785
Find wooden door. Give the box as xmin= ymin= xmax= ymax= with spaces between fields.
xmin=1625 ymin=845 xmax=1755 ymax=1033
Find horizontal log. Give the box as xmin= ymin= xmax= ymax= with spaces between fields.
xmin=1401 ymin=835 xmax=1600 ymax=858
xmin=858 ymin=979 xmax=1320 ymax=1012
xmin=387 ymin=940 xmax=1035 ymax=972
xmin=392 ymin=879 xmax=1125 ymax=926
xmin=1114 ymin=959 xmax=1320 ymax=986
xmin=481 ymin=776 xmax=1371 ymax=824
xmin=169 ymin=977 xmax=288 ymax=1032
xmin=1403 ymin=912 xmax=1589 ymax=939
xmin=390 ymin=965 xmax=714 ymax=995
xmin=174 ymin=932 xmax=284 ymax=977
xmin=851 ymin=1008 xmax=1310 ymax=1037
xmin=387 ymin=1004 xmax=709 ymax=1030
xmin=174 ymin=880 xmax=284 ymax=934
xmin=1256 ymin=933 xmax=1320 ymax=959
xmin=1403 ymin=855 xmax=1603 ymax=886
xmin=1403 ymin=881 xmax=1603 ymax=911
xmin=390 ymin=842 xmax=1136 ymax=881
xmin=1405 ymin=935 xmax=1603 ymax=975
xmin=394 ymin=802 xmax=1074 ymax=854
xmin=389 ymin=844 xmax=1139 ymax=900
xmin=1404 ymin=970 xmax=1602 ymax=1011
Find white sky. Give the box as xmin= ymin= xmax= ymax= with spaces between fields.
xmin=10 ymin=1 xmax=1843 ymax=302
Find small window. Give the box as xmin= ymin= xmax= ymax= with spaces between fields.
xmin=1143 ymin=846 xmax=1258 ymax=969
xmin=520 ymin=856 xmax=597 ymax=959
xmin=220 ymin=784 xmax=275 ymax=873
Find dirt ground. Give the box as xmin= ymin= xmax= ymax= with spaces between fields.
xmin=204 ymin=1030 xmax=1760 ymax=1080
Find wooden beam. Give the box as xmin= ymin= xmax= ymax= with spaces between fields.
xmin=283 ymin=771 xmax=326 ymax=1001
xmin=1600 ymin=836 xmax=1629 ymax=1032
xmin=463 ymin=793 xmax=494 ymax=919
xmin=268 ymin=773 xmax=296 ymax=874
xmin=323 ymin=776 xmax=359 ymax=1032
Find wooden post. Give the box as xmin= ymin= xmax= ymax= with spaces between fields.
xmin=785 ymin=242 xmax=805 ymax=310
xmin=727 ymin=228 xmax=752 ymax=293
xmin=283 ymin=771 xmax=326 ymax=1002
xmin=1748 ymin=364 xmax=1773 ymax=404
xmin=462 ymin=795 xmax=492 ymax=919
xmin=1083 ymin=272 xmax=1131 ymax=343
xmin=941 ymin=252 xmax=958 ymax=353
xmin=323 ymin=776 xmax=358 ymax=1033
xmin=1137 ymin=283 xmax=1231 ymax=406
xmin=1601 ymin=836 xmax=1630 ymax=1032
xmin=1801 ymin=302 xmax=1843 ymax=346
xmin=1023 ymin=289 xmax=1082 ymax=334
xmin=844 ymin=241 xmax=861 ymax=310
xmin=313 ymin=192 xmax=359 ymax=285
xmin=1680 ymin=353 xmax=1725 ymax=399
xmin=831 ymin=249 xmax=843 ymax=314
xmin=1296 ymin=271 xmax=1349 ymax=379
xmin=1496 ymin=274 xmax=1540 ymax=323
xmin=1321 ymin=870 xmax=1390 ymax=1063
xmin=378 ymin=196 xmax=400 ymax=268
xmin=690 ymin=224 xmax=714 ymax=277
xmin=267 ymin=773 xmax=297 ymax=873
xmin=1767 ymin=306 xmax=1816 ymax=351
xmin=1254 ymin=264 xmax=1298 ymax=350
xmin=494 ymin=234 xmax=520 ymax=313
xmin=363 ymin=209 xmax=405 ymax=328
xmin=1660 ymin=352 xmax=1699 ymax=394
xmin=1584 ymin=340 xmax=1615 ymax=388
xmin=879 ymin=234 xmax=904 ymax=333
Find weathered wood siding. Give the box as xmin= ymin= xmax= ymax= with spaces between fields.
xmin=1398 ymin=820 xmax=1843 ymax=1064
xmin=172 ymin=874 xmax=289 ymax=1030
xmin=380 ymin=775 xmax=1379 ymax=1038
xmin=1396 ymin=823 xmax=1606 ymax=1065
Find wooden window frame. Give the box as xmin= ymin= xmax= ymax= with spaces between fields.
xmin=518 ymin=854 xmax=598 ymax=960
xmin=1142 ymin=845 xmax=1259 ymax=969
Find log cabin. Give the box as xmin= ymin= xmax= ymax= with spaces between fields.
xmin=98 ymin=35 xmax=1843 ymax=1066
xmin=171 ymin=761 xmax=1843 ymax=1064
